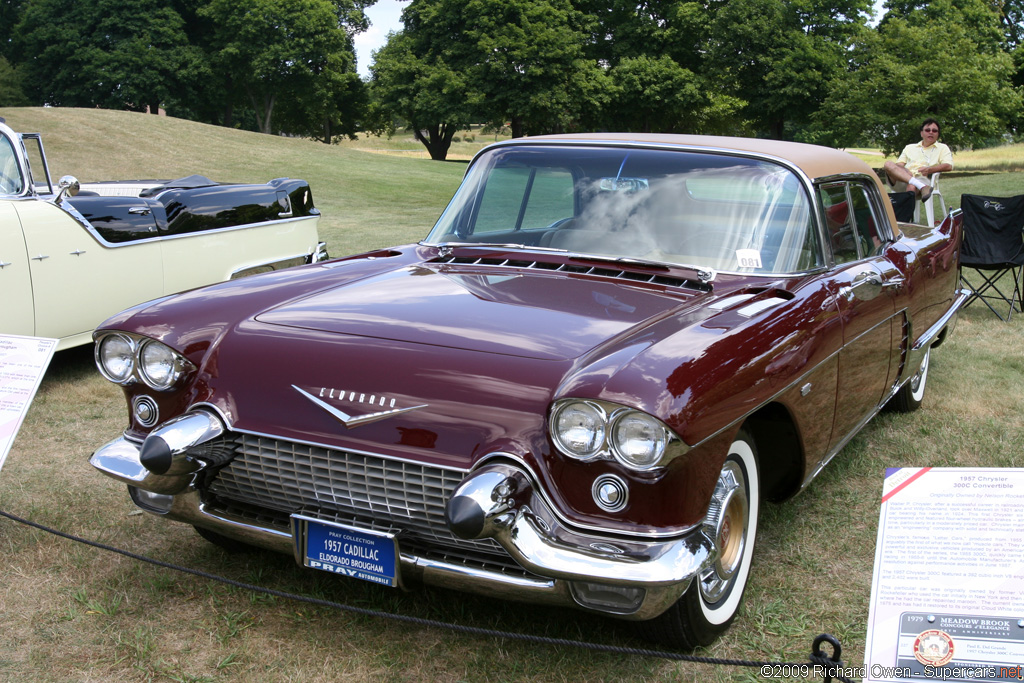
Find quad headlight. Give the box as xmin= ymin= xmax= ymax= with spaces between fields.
xmin=95 ymin=333 xmax=194 ymax=390
xmin=97 ymin=334 xmax=135 ymax=383
xmin=549 ymin=399 xmax=685 ymax=471
xmin=551 ymin=400 xmax=607 ymax=459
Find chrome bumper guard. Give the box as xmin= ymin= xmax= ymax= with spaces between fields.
xmin=90 ymin=419 xmax=713 ymax=621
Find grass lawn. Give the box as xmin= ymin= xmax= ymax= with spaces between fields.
xmin=1 ymin=108 xmax=1022 ymax=682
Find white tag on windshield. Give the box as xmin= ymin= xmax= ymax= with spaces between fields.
xmin=736 ymin=249 xmax=763 ymax=269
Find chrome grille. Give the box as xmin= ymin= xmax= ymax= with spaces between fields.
xmin=206 ymin=434 xmax=527 ymax=574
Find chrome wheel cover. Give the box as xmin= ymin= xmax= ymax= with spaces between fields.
xmin=698 ymin=460 xmax=749 ymax=605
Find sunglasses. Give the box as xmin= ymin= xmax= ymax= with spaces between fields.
xmin=922 ymin=128 xmax=939 ymax=132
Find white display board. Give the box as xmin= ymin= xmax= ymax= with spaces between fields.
xmin=0 ymin=335 xmax=57 ymax=472
xmin=865 ymin=467 xmax=1024 ymax=682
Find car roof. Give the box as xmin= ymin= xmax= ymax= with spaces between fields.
xmin=492 ymin=132 xmax=875 ymax=183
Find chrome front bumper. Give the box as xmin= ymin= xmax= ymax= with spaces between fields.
xmin=91 ymin=424 xmax=713 ymax=621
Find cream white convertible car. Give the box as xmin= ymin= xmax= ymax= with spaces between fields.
xmin=0 ymin=118 xmax=326 ymax=350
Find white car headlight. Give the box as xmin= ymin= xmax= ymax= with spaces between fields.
xmin=96 ymin=334 xmax=135 ymax=383
xmin=610 ymin=411 xmax=668 ymax=470
xmin=139 ymin=340 xmax=181 ymax=390
xmin=551 ymin=400 xmax=606 ymax=459
xmin=94 ymin=333 xmax=194 ymax=390
xmin=549 ymin=399 xmax=685 ymax=472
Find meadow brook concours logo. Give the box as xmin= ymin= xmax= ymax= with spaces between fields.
xmin=913 ymin=629 xmax=956 ymax=667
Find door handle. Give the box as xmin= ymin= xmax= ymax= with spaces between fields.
xmin=840 ymin=271 xmax=901 ymax=301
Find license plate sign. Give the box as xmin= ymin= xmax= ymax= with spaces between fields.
xmin=294 ymin=516 xmax=399 ymax=587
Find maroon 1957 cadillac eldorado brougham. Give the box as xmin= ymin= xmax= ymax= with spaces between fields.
xmin=90 ymin=134 xmax=968 ymax=649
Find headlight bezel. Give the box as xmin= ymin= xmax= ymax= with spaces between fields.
xmin=548 ymin=398 xmax=687 ymax=472
xmin=95 ymin=333 xmax=136 ymax=384
xmin=550 ymin=400 xmax=608 ymax=461
xmin=94 ymin=332 xmax=195 ymax=391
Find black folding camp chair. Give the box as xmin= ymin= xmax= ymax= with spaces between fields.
xmin=888 ymin=191 xmax=916 ymax=223
xmin=959 ymin=194 xmax=1024 ymax=321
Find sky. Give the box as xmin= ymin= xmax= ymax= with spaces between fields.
xmin=353 ymin=0 xmax=889 ymax=78
xmin=354 ymin=0 xmax=405 ymax=78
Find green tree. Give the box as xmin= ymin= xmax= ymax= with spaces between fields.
xmin=605 ymin=55 xmax=744 ymax=134
xmin=372 ymin=0 xmax=605 ymax=148
xmin=705 ymin=0 xmax=873 ymax=139
xmin=816 ymin=0 xmax=1022 ymax=153
xmin=14 ymin=0 xmax=204 ymax=112
xmin=200 ymin=0 xmax=367 ymax=135
xmin=369 ymin=30 xmax=473 ymax=160
xmin=1 ymin=0 xmax=26 ymax=60
xmin=0 ymin=56 xmax=29 ymax=106
xmin=277 ymin=50 xmax=368 ymax=143
xmin=458 ymin=0 xmax=606 ymax=137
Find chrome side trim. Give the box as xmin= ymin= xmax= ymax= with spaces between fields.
xmin=53 ymin=210 xmax=319 ymax=250
xmin=230 ymin=253 xmax=314 ymax=279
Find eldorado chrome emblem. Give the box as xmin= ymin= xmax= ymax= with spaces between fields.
xmin=292 ymin=385 xmax=427 ymax=428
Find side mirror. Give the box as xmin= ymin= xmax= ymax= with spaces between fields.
xmin=55 ymin=175 xmax=80 ymax=205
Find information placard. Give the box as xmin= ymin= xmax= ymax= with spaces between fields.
xmin=865 ymin=468 xmax=1024 ymax=682
xmin=0 ymin=335 xmax=57 ymax=472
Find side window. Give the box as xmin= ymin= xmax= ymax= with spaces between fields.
xmin=520 ymin=168 xmax=574 ymax=228
xmin=819 ymin=183 xmax=859 ymax=264
xmin=473 ymin=167 xmax=574 ymax=234
xmin=474 ymin=167 xmax=532 ymax=233
xmin=0 ymin=135 xmax=25 ymax=195
xmin=850 ymin=184 xmax=883 ymax=257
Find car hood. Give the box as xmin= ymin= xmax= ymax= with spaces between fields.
xmin=253 ymin=263 xmax=693 ymax=361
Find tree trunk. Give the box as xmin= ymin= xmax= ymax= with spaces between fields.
xmin=413 ymin=124 xmax=457 ymax=161
xmin=222 ymin=75 xmax=234 ymax=128
xmin=250 ymin=91 xmax=276 ymax=134
xmin=510 ymin=116 xmax=525 ymax=138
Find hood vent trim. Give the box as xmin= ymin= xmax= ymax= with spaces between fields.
xmin=434 ymin=255 xmax=711 ymax=292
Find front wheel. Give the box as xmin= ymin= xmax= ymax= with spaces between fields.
xmin=635 ymin=429 xmax=760 ymax=649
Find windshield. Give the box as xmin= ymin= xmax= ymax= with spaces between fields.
xmin=425 ymin=145 xmax=823 ymax=275
xmin=0 ymin=134 xmax=24 ymax=195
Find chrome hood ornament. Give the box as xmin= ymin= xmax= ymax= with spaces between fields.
xmin=292 ymin=385 xmax=427 ymax=429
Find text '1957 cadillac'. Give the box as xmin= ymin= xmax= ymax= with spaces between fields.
xmin=0 ymin=117 xmax=326 ymax=350
xmin=89 ymin=133 xmax=968 ymax=649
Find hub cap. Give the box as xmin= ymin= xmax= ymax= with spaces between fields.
xmin=698 ymin=460 xmax=749 ymax=604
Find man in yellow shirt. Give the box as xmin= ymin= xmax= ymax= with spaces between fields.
xmin=883 ymin=119 xmax=953 ymax=201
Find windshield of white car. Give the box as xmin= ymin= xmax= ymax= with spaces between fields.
xmin=424 ymin=145 xmax=823 ymax=275
xmin=0 ymin=134 xmax=24 ymax=195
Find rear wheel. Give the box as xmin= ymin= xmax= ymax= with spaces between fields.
xmin=889 ymin=346 xmax=930 ymax=413
xmin=635 ymin=429 xmax=760 ymax=649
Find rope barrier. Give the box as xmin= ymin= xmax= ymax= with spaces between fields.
xmin=0 ymin=506 xmax=857 ymax=680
